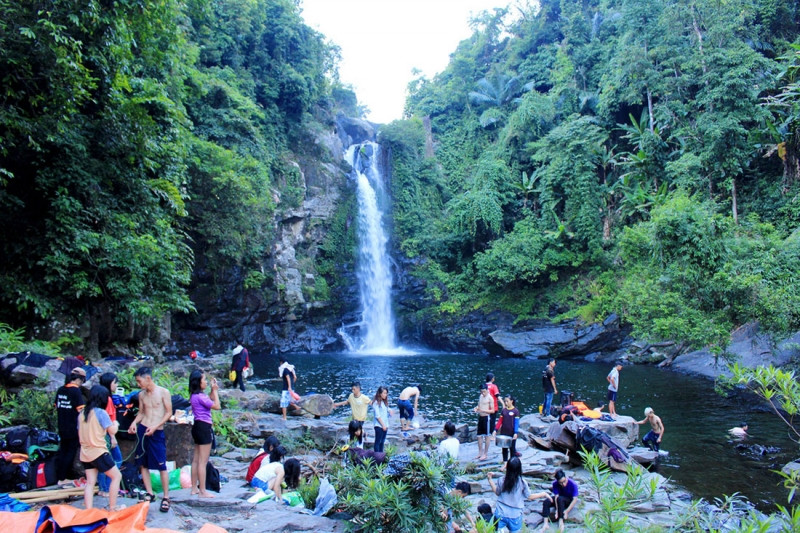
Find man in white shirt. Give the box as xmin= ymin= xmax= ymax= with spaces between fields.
xmin=606 ymin=361 xmax=623 ymax=418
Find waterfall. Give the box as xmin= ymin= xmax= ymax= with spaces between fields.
xmin=339 ymin=142 xmax=402 ymax=353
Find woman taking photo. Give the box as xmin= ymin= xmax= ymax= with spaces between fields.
xmin=189 ymin=370 xmax=221 ymax=498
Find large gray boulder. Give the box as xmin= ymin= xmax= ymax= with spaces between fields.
xmin=488 ymin=315 xmax=629 ymax=358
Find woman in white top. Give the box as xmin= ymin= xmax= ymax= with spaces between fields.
xmin=371 ymin=386 xmax=391 ymax=453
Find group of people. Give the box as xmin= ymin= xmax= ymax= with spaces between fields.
xmin=332 ymin=382 xmax=422 ymax=452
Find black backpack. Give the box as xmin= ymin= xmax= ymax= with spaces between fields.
xmin=205 ymin=461 xmax=220 ymax=492
xmin=4 ymin=426 xmax=31 ymax=453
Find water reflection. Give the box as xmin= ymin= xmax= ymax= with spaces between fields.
xmin=251 ymin=352 xmax=795 ymax=510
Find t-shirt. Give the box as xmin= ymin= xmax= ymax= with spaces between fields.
xmin=607 ymin=368 xmax=619 ymax=392
xmin=372 ymin=401 xmax=389 ymax=427
xmin=254 ymin=460 xmax=282 ymax=483
xmin=347 ymin=393 xmax=371 ymax=422
xmin=494 ymin=476 xmax=531 ymax=519
xmin=438 ymin=437 xmax=460 ymax=460
xmin=55 ymin=384 xmax=85 ymax=440
xmin=281 ymin=367 xmax=295 ymax=391
xmin=191 ymin=392 xmax=214 ymax=424
xmin=78 ymin=407 xmax=113 ymax=462
xmin=552 ymin=478 xmax=579 ymax=499
xmin=104 ymin=396 xmax=117 ymax=422
xmin=543 ymin=366 xmax=555 ymax=392
xmin=498 ymin=407 xmax=520 ymax=437
xmin=487 ymin=383 xmax=500 ymax=411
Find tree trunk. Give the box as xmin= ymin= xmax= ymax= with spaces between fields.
xmin=731 ymin=176 xmax=738 ymax=224
xmin=658 ymin=341 xmax=688 ymax=367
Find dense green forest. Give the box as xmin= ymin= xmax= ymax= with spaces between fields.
xmin=386 ymin=0 xmax=800 ymax=354
xmin=0 ymin=0 xmax=357 ymax=344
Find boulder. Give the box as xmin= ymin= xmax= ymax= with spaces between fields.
xmin=487 ymin=316 xmax=630 ymax=358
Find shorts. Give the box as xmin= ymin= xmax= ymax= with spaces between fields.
xmin=135 ymin=424 xmax=167 ymax=471
xmin=81 ymin=452 xmax=116 ymax=473
xmin=280 ymin=390 xmax=292 ymax=408
xmin=607 ymin=390 xmax=618 ymax=402
xmin=477 ymin=415 xmax=490 ymax=436
xmin=397 ymin=399 xmax=414 ymax=420
xmin=494 ymin=513 xmax=523 ymax=532
xmin=192 ymin=420 xmax=213 ymax=445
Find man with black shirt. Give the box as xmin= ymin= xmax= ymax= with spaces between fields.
xmin=55 ymin=367 xmax=86 ymax=485
xmin=542 ymin=358 xmax=557 ymax=420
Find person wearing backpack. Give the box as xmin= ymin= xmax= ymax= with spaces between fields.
xmin=55 ymin=367 xmax=86 ymax=487
xmin=542 ymin=359 xmax=557 ymax=421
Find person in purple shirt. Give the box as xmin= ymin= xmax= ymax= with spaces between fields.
xmin=540 ymin=469 xmax=579 ymax=531
xmin=189 ymin=370 xmax=221 ymax=497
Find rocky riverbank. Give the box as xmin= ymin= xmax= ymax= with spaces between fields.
xmin=2 ymin=352 xmax=778 ymax=532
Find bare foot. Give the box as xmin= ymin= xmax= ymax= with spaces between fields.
xmin=198 ymin=491 xmax=216 ymax=498
xmin=190 ymin=490 xmax=199 ymax=496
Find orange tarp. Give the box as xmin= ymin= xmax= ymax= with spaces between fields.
xmin=0 ymin=501 xmax=219 ymax=533
xmin=572 ymin=401 xmax=602 ymax=419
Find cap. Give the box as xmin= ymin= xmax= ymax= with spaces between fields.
xmin=72 ymin=367 xmax=86 ymax=377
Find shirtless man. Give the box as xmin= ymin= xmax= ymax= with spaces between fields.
xmin=636 ymin=407 xmax=665 ymax=452
xmin=397 ymin=385 xmax=422 ymax=433
xmin=128 ymin=367 xmax=173 ymax=512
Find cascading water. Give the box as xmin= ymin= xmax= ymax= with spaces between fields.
xmin=338 ymin=142 xmax=403 ymax=353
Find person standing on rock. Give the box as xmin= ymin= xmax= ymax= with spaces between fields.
xmin=606 ymin=361 xmax=623 ymax=418
xmin=542 ymin=359 xmax=557 ymax=420
xmin=397 ymin=385 xmax=422 ymax=435
xmin=437 ymin=421 xmax=460 ymax=460
xmin=474 ymin=383 xmax=494 ymax=461
xmin=55 ymin=367 xmax=86 ymax=487
xmin=487 ymin=457 xmax=546 ymax=533
xmin=486 ymin=373 xmax=501 ymax=434
xmin=189 ymin=370 xmax=221 ymax=498
xmin=371 ymin=386 xmax=391 ymax=453
xmin=78 ymin=385 xmax=123 ymax=511
xmin=636 ymin=407 xmax=665 ymax=452
xmin=333 ymin=381 xmax=371 ymax=422
xmin=278 ymin=356 xmax=298 ymax=420
xmin=494 ymin=395 xmax=521 ymax=464
xmin=128 ymin=366 xmax=173 ymax=512
xmin=230 ymin=341 xmax=249 ymax=392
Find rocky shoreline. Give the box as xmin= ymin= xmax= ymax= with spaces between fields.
xmin=2 ymin=351 xmax=786 ymax=532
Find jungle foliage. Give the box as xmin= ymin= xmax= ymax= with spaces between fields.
xmin=390 ymin=0 xmax=800 ymax=352
xmin=0 ymin=0 xmax=354 ymax=342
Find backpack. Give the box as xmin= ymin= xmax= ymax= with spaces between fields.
xmin=558 ymin=404 xmax=580 ymax=424
xmin=4 ymin=426 xmax=31 ymax=453
xmin=246 ymin=452 xmax=268 ymax=483
xmin=27 ymin=455 xmax=58 ymax=489
xmin=206 ymin=461 xmax=220 ymax=492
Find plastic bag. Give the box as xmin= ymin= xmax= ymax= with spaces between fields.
xmin=313 ymin=477 xmax=338 ymax=516
xmin=281 ymin=491 xmax=304 ymax=507
xmin=229 ymin=370 xmax=237 ymax=382
xmin=150 ymin=468 xmax=182 ymax=494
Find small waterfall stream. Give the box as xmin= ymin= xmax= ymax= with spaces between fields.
xmin=339 ymin=142 xmax=405 ymax=353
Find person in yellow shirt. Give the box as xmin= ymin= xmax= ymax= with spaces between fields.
xmin=333 ymin=381 xmax=371 ymax=422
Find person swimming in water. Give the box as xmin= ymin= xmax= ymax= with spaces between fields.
xmin=728 ymin=422 xmax=748 ymax=440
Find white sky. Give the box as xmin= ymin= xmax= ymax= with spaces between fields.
xmin=300 ymin=0 xmax=514 ymax=124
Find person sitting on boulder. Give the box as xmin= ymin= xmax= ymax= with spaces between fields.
xmin=540 ymin=469 xmax=579 ymax=532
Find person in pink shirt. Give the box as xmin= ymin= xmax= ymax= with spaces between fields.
xmin=189 ymin=370 xmax=221 ymax=497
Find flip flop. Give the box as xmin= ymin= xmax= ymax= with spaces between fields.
xmin=160 ymin=497 xmax=171 ymax=512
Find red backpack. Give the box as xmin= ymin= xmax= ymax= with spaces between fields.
xmin=245 ymin=452 xmax=268 ymax=483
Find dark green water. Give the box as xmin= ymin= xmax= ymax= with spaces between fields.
xmin=252 ymin=352 xmax=797 ymax=510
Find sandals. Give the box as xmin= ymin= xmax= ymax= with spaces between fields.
xmin=159 ymin=497 xmax=171 ymax=513
xmin=138 ymin=491 xmax=156 ymax=503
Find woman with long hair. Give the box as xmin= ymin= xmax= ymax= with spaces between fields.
xmin=493 ymin=395 xmax=521 ymax=464
xmin=250 ymin=445 xmax=295 ymax=501
xmin=189 ymin=370 xmax=221 ymax=497
xmin=78 ymin=385 xmax=123 ymax=511
xmin=371 ymin=387 xmax=390 ymax=453
xmin=487 ymin=457 xmax=549 ymax=532
xmin=97 ymin=372 xmax=123 ymax=497
xmin=348 ymin=420 xmax=364 ymax=449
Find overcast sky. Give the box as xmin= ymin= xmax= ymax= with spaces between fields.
xmin=300 ymin=0 xmax=514 ymax=124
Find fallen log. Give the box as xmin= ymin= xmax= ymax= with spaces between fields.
xmin=11 ymin=487 xmax=92 ymax=500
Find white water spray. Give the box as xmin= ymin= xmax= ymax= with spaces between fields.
xmin=338 ymin=142 xmax=407 ymax=354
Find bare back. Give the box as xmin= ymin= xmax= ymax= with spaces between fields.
xmin=139 ymin=385 xmax=172 ymax=429
xmin=399 ymin=386 xmax=419 ymax=401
